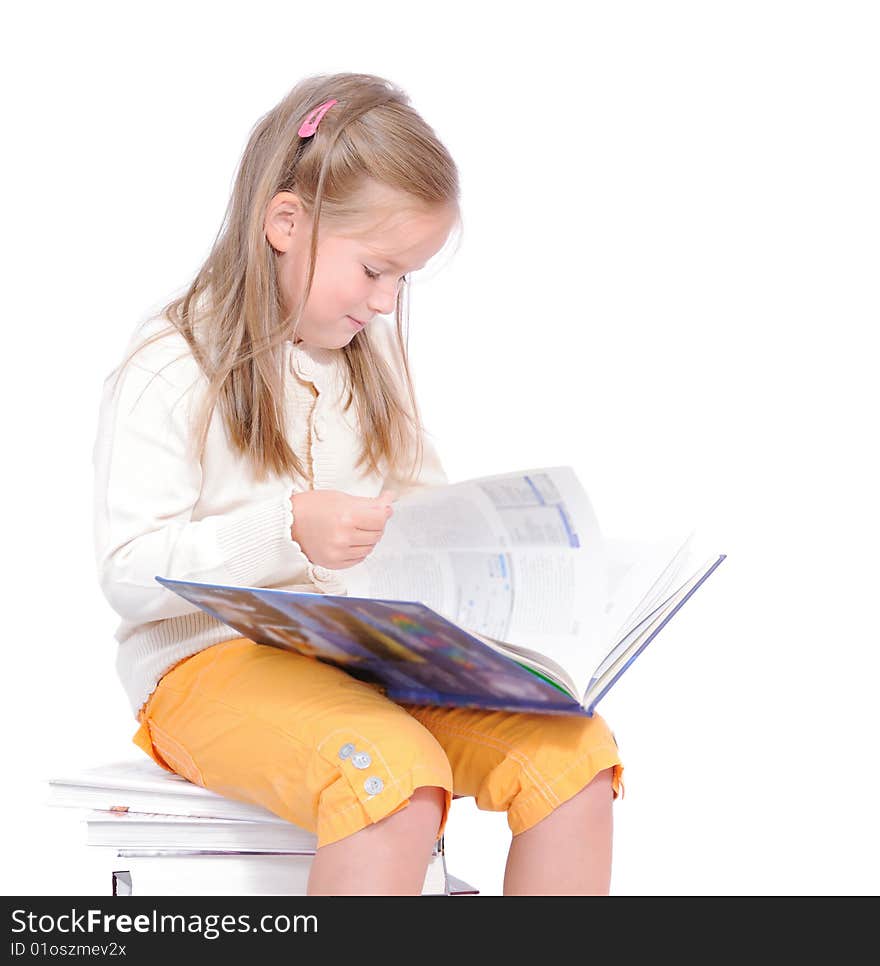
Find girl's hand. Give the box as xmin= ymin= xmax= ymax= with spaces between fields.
xmin=289 ymin=488 xmax=399 ymax=570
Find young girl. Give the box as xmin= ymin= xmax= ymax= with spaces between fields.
xmin=93 ymin=71 xmax=623 ymax=896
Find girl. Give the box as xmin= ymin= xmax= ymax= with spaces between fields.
xmin=93 ymin=72 xmax=623 ymax=896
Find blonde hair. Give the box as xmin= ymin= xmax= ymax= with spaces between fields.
xmin=120 ymin=72 xmax=461 ymax=484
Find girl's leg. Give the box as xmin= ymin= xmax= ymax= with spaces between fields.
xmin=400 ymin=703 xmax=623 ymax=896
xmin=307 ymin=785 xmax=447 ymax=895
xmin=502 ymin=767 xmax=614 ymax=896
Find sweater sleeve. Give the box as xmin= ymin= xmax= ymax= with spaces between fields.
xmin=93 ymin=332 xmax=312 ymax=624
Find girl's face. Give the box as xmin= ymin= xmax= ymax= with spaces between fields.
xmin=265 ymin=185 xmax=458 ymax=349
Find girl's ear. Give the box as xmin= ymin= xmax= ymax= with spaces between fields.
xmin=264 ymin=191 xmax=304 ymax=253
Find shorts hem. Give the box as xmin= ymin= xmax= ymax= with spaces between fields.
xmin=507 ymin=746 xmax=624 ymax=837
xmin=316 ymin=778 xmax=454 ymax=850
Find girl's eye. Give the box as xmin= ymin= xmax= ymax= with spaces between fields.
xmin=363 ymin=266 xmax=409 ymax=285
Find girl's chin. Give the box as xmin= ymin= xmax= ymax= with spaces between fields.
xmin=291 ymin=318 xmax=364 ymax=349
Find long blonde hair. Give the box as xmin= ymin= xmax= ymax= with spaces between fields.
xmin=120 ymin=72 xmax=461 ymax=484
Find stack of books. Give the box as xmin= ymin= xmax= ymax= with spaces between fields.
xmin=47 ymin=759 xmax=478 ymax=896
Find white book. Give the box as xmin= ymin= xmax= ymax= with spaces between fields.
xmin=52 ymin=760 xmax=445 ymax=869
xmin=48 ymin=759 xmax=290 ymax=824
xmin=86 ymin=809 xmax=317 ymax=852
xmin=85 ymin=809 xmax=439 ymax=857
xmin=111 ymin=849 xmax=449 ymax=896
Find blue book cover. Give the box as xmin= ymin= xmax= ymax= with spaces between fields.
xmin=155 ymin=577 xmax=590 ymax=715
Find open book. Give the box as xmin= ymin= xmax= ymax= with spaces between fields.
xmin=157 ymin=466 xmax=725 ymax=716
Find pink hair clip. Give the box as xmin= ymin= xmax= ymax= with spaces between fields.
xmin=298 ymin=99 xmax=338 ymax=138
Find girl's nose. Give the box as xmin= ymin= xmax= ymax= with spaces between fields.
xmin=368 ymin=279 xmax=403 ymax=316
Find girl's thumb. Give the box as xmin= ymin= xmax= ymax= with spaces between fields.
xmin=379 ymin=489 xmax=399 ymax=504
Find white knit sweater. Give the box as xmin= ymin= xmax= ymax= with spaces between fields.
xmin=92 ymin=314 xmax=447 ymax=718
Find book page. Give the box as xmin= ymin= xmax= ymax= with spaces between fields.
xmin=583 ymin=554 xmax=726 ymax=710
xmin=342 ymin=547 xmax=601 ymax=641
xmin=476 ymin=637 xmax=581 ymax=699
xmin=342 ymin=466 xmax=610 ymax=695
xmin=365 ymin=465 xmax=604 ymax=556
xmin=49 ymin=759 xmax=204 ymax=795
xmin=601 ymin=533 xmax=697 ymax=644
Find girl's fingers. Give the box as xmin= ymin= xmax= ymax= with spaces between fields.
xmin=352 ymin=527 xmax=385 ymax=538
xmin=349 ymin=520 xmax=386 ymax=543
xmin=340 ymin=556 xmax=371 ymax=567
xmin=351 ymin=528 xmax=385 ymax=542
xmin=353 ymin=503 xmax=394 ymax=530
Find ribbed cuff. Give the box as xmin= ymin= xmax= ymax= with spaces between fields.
xmin=306 ymin=561 xmax=349 ymax=596
xmin=215 ymin=491 xmax=310 ymax=586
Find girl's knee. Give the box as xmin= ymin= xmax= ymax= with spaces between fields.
xmin=410 ymin=784 xmax=449 ymax=828
xmin=379 ymin=784 xmax=447 ymax=832
xmin=571 ymin=766 xmax=616 ymax=808
xmin=410 ymin=784 xmax=448 ymax=809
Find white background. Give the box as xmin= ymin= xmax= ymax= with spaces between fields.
xmin=2 ymin=0 xmax=877 ymax=897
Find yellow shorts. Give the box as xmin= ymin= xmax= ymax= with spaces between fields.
xmin=133 ymin=637 xmax=623 ymax=849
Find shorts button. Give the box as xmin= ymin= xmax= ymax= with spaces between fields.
xmin=364 ymin=777 xmax=384 ymax=795
xmin=351 ymin=751 xmax=372 ymax=769
xmin=338 ymin=743 xmax=355 ymax=760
